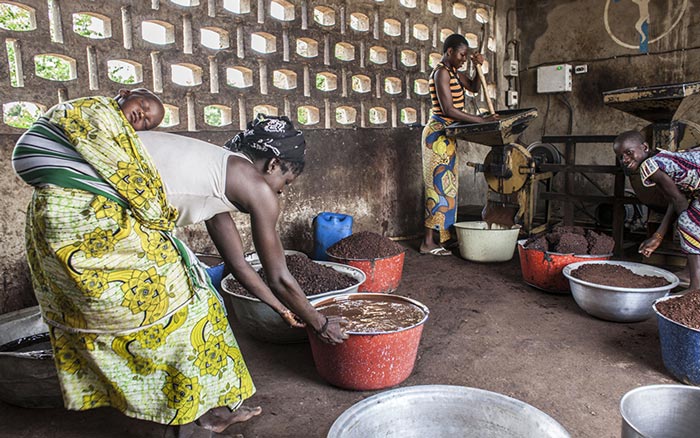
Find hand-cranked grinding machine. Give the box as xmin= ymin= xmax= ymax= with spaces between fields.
xmin=445 ymin=108 xmax=550 ymax=233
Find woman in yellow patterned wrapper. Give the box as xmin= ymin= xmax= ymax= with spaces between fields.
xmin=421 ymin=34 xmax=497 ymax=256
xmin=11 ymin=88 xmax=262 ymax=433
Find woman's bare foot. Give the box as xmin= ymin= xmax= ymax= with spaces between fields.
xmin=195 ymin=405 xmax=262 ymax=433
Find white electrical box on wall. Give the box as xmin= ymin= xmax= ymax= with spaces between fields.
xmin=537 ymin=64 xmax=572 ymax=93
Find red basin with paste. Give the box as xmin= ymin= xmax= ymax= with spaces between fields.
xmin=517 ymin=239 xmax=613 ymax=293
xmin=307 ymin=293 xmax=429 ymax=391
xmin=327 ymin=252 xmax=405 ymax=293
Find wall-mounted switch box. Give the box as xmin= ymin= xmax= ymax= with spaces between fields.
xmin=537 ymin=64 xmax=572 ymax=93
xmin=506 ymin=90 xmax=519 ymax=106
xmin=504 ymin=60 xmax=519 ymax=77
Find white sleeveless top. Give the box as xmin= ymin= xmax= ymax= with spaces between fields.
xmin=138 ymin=131 xmax=251 ymax=226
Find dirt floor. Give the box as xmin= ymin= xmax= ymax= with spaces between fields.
xmin=0 ymin=240 xmax=681 ymax=438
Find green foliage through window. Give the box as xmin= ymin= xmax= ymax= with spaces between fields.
xmin=5 ymin=41 xmax=19 ymax=86
xmin=35 ymin=55 xmax=73 ymax=81
xmin=204 ymin=106 xmax=223 ymax=126
xmin=0 ymin=3 xmax=33 ymax=31
xmin=4 ymin=102 xmax=42 ymax=129
xmin=109 ymin=64 xmax=136 ymax=84
xmin=73 ymin=14 xmax=105 ymax=38
xmin=297 ymin=107 xmax=308 ymax=125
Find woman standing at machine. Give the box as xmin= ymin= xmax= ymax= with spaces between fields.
xmin=420 ymin=34 xmax=497 ymax=255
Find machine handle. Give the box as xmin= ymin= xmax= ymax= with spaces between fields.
xmin=476 ymin=64 xmax=495 ymax=115
xmin=466 ymin=161 xmax=485 ymax=173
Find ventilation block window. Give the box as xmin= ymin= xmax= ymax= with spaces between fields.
xmin=351 ymin=75 xmax=371 ymax=93
xmin=0 ymin=2 xmax=36 ymax=31
xmin=313 ymin=6 xmax=335 ymax=26
xmin=316 ymin=72 xmax=337 ymax=91
xmin=336 ymin=106 xmax=357 ymax=125
xmin=384 ymin=77 xmax=402 ymax=95
xmin=169 ymin=0 xmax=200 ymax=6
xmin=141 ymin=20 xmax=175 ymax=45
xmin=413 ymin=24 xmax=429 ymax=41
xmin=251 ymin=32 xmax=276 ymax=54
xmin=335 ymin=42 xmax=355 ymax=61
xmin=72 ymin=12 xmax=111 ymax=39
xmin=200 ymin=27 xmax=229 ymax=50
xmin=34 ymin=54 xmax=77 ymax=81
xmin=160 ymin=104 xmax=180 ymax=127
xmin=223 ymin=0 xmax=251 ymax=14
xmin=296 ymin=38 xmax=318 ymax=58
xmin=414 ymin=79 xmax=429 ymax=95
xmin=369 ymin=46 xmax=388 ymax=65
xmin=171 ymin=63 xmax=203 ymax=86
xmin=204 ymin=105 xmax=232 ymax=127
xmin=108 ymin=59 xmax=143 ymax=84
xmin=273 ymin=69 xmax=297 ymax=90
xmin=297 ymin=106 xmax=319 ymax=126
xmin=226 ymin=66 xmax=253 ymax=88
xmin=270 ymin=0 xmax=295 ymax=21
xmin=369 ymin=107 xmax=387 ymax=125
xmin=349 ymin=12 xmax=369 ymax=32
xmin=383 ymin=19 xmax=401 ymax=37
xmin=252 ymin=104 xmax=278 ymax=117
xmin=3 ymin=101 xmax=44 ymax=129
xmin=452 ymin=3 xmax=467 ymax=19
xmin=400 ymin=107 xmax=417 ymax=124
xmin=400 ymin=50 xmax=417 ymax=67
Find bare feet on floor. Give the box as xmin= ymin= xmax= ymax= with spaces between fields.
xmin=195 ymin=405 xmax=262 ymax=433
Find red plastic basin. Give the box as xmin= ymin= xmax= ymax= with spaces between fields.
xmin=517 ymin=239 xmax=612 ymax=293
xmin=307 ymin=293 xmax=429 ymax=391
xmin=327 ymin=252 xmax=405 ymax=293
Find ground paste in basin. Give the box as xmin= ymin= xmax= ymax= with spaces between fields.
xmin=317 ymin=299 xmax=424 ymax=333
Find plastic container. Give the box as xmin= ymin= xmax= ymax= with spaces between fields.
xmin=313 ymin=212 xmax=353 ymax=261
xmin=221 ymin=261 xmax=366 ymax=343
xmin=196 ymin=253 xmax=225 ymax=293
xmin=517 ymin=239 xmax=613 ymax=293
xmin=307 ymin=293 xmax=429 ymax=391
xmin=453 ymin=221 xmax=521 ymax=262
xmin=327 ymin=251 xmax=405 ymax=293
xmin=654 ymin=296 xmax=700 ymax=385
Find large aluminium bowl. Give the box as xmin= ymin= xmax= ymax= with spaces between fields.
xmin=620 ymin=384 xmax=700 ymax=438
xmin=562 ymin=261 xmax=679 ymax=322
xmin=0 ymin=306 xmax=63 ymax=408
xmin=328 ymin=385 xmax=570 ymax=438
xmin=221 ymin=261 xmax=366 ymax=343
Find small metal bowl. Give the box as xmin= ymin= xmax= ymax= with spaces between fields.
xmin=563 ymin=261 xmax=679 ymax=322
xmin=221 ymin=261 xmax=366 ymax=343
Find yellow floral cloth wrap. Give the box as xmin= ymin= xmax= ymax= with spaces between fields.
xmin=20 ymin=96 xmax=254 ymax=425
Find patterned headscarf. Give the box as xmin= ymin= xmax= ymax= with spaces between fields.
xmin=225 ymin=114 xmax=306 ymax=162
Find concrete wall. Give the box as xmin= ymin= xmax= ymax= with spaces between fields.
xmin=515 ymin=0 xmax=700 ymax=199
xmin=0 ymin=0 xmax=506 ymax=314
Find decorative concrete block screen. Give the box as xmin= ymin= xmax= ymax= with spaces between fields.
xmin=0 ymin=0 xmax=495 ymax=133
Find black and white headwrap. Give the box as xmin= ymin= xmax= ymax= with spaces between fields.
xmin=225 ymin=114 xmax=306 ymax=162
